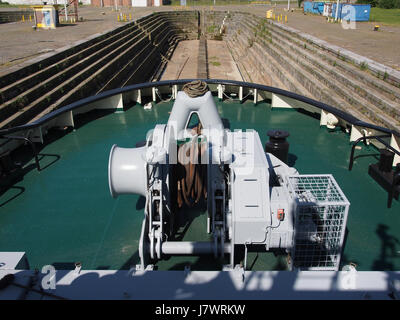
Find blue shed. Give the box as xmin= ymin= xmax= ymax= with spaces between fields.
xmin=331 ymin=3 xmax=371 ymax=22
xmin=304 ymin=1 xmax=325 ymax=15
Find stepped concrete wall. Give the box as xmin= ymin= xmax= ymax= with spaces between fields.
xmin=0 ymin=10 xmax=199 ymax=129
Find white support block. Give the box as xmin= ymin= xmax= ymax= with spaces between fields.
xmin=350 ymin=125 xmax=373 ymax=144
xmin=390 ymin=134 xmax=400 ymax=166
xmin=95 ymin=93 xmax=124 ymax=110
xmin=136 ymin=90 xmax=142 ymax=105
xmin=31 ymin=127 xmax=44 ymax=143
xmin=253 ymin=88 xmax=258 ymax=104
xmin=320 ymin=109 xmax=329 ymax=127
xmin=55 ymin=110 xmax=75 ymax=128
xmin=218 ymin=84 xmax=224 ymax=100
xmin=152 ymin=87 xmax=157 ymax=102
xmin=271 ymin=93 xmax=293 ymax=109
xmin=239 ymin=86 xmax=243 ymax=102
xmin=172 ymin=85 xmax=178 ymax=100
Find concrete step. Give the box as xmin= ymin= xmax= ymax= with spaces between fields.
xmin=0 ymin=20 xmax=138 ymax=89
xmin=233 ymin=20 xmax=314 ymax=96
xmin=260 ymin=24 xmax=400 ymax=129
xmin=238 ymin=15 xmax=397 ymax=127
xmin=266 ymin=19 xmax=400 ymax=104
xmin=234 ymin=18 xmax=371 ymax=123
xmin=0 ymin=26 xmax=151 ymax=125
xmin=228 ymin=17 xmax=306 ymax=92
xmin=30 ymin=20 xmax=186 ymax=122
xmin=229 ymin=26 xmax=313 ymax=100
xmin=227 ymin=31 xmax=286 ymax=90
xmin=0 ymin=24 xmax=140 ymax=104
xmin=0 ymin=11 xmax=200 ymax=129
xmin=100 ymin=28 xmax=180 ymax=91
xmin=263 ymin=20 xmax=400 ymax=115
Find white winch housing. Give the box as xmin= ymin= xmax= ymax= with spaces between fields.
xmin=108 ymin=88 xmax=350 ymax=271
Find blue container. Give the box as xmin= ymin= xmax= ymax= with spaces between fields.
xmin=304 ymin=1 xmax=313 ymax=13
xmin=304 ymin=1 xmax=325 ymax=15
xmin=331 ymin=4 xmax=371 ymax=21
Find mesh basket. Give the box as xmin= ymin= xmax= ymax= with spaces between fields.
xmin=288 ymin=175 xmax=350 ymax=271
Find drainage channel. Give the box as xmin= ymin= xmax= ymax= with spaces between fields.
xmin=197 ymin=36 xmax=209 ymax=79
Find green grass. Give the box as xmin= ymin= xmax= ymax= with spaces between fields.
xmin=370 ymin=8 xmax=400 ymax=25
xmin=0 ymin=2 xmax=31 ymax=8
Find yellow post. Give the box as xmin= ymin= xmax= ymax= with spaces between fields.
xmin=129 ymin=13 xmax=132 ymax=20
xmin=22 ymin=15 xmax=25 ymax=22
xmin=117 ymin=15 xmax=120 ymax=22
xmin=285 ymin=15 xmax=287 ymax=23
xmin=29 ymin=15 xmax=32 ymax=22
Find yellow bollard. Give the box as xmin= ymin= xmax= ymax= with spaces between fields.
xmin=22 ymin=15 xmax=25 ymax=22
xmin=285 ymin=15 xmax=287 ymax=23
xmin=117 ymin=15 xmax=120 ymax=22
xmin=29 ymin=15 xmax=32 ymax=22
xmin=129 ymin=13 xmax=132 ymax=20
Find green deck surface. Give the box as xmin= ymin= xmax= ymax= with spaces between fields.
xmin=1 ymin=97 xmax=399 ymax=271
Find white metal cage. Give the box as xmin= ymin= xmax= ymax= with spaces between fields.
xmin=287 ymin=175 xmax=350 ymax=271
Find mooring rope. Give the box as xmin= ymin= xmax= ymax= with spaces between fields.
xmin=176 ymin=124 xmax=207 ymax=208
xmin=182 ymin=80 xmax=209 ymax=98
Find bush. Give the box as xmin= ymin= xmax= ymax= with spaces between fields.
xmin=357 ymin=0 xmax=400 ymax=8
xmin=356 ymin=0 xmax=379 ymax=7
xmin=378 ymin=0 xmax=400 ymax=8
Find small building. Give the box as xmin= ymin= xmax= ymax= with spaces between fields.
xmin=32 ymin=4 xmax=59 ymax=29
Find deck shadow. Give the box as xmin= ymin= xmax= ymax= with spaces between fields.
xmin=73 ymin=109 xmax=116 ymax=130
xmin=0 ymin=185 xmax=24 ymax=208
xmin=372 ymin=224 xmax=400 ymax=271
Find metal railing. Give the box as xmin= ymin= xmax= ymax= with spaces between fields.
xmin=0 ymin=79 xmax=398 ymax=137
xmin=0 ymin=79 xmax=399 ymax=173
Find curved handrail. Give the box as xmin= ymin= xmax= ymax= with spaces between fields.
xmin=0 ymin=79 xmax=398 ymax=138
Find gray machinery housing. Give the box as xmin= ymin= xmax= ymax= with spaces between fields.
xmin=108 ymin=89 xmax=350 ymax=271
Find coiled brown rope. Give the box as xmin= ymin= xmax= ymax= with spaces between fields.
xmin=182 ymin=80 xmax=209 ymax=98
xmin=176 ymin=124 xmax=207 ymax=208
